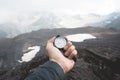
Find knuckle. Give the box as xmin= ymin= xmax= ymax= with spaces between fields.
xmin=71 ymin=45 xmax=75 ymax=50
xmin=68 ymin=41 xmax=72 ymax=46
xmin=74 ymin=50 xmax=77 ymax=55
xmin=72 ymin=50 xmax=77 ymax=56
xmin=68 ymin=45 xmax=75 ymax=52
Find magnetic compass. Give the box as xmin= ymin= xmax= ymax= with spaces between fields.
xmin=54 ymin=35 xmax=77 ymax=62
xmin=54 ymin=35 xmax=67 ymax=49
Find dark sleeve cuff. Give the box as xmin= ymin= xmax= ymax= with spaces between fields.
xmin=41 ymin=61 xmax=65 ymax=80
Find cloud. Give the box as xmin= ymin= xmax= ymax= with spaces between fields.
xmin=0 ymin=0 xmax=118 ymax=15
xmin=114 ymin=0 xmax=120 ymax=11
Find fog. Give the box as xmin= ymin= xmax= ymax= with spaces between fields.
xmin=0 ymin=0 xmax=120 ymax=38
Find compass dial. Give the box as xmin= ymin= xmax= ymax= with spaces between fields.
xmin=54 ymin=36 xmax=67 ymax=49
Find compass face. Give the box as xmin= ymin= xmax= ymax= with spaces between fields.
xmin=54 ymin=37 xmax=67 ymax=49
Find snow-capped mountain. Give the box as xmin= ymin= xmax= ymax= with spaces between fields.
xmin=0 ymin=12 xmax=59 ymax=38
xmin=105 ymin=12 xmax=120 ymax=29
xmin=0 ymin=11 xmax=120 ymax=38
xmin=89 ymin=12 xmax=120 ymax=29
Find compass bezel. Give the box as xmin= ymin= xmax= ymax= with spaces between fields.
xmin=54 ymin=36 xmax=67 ymax=49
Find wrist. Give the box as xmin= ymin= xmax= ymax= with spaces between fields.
xmin=50 ymin=58 xmax=74 ymax=73
xmin=50 ymin=59 xmax=66 ymax=73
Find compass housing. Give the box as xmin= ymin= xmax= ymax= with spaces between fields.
xmin=54 ymin=35 xmax=67 ymax=49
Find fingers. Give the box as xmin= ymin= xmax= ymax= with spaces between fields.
xmin=68 ymin=50 xmax=77 ymax=59
xmin=65 ymin=45 xmax=75 ymax=56
xmin=64 ymin=41 xmax=77 ymax=59
xmin=64 ymin=41 xmax=72 ymax=50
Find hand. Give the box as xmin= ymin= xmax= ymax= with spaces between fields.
xmin=46 ymin=36 xmax=77 ymax=73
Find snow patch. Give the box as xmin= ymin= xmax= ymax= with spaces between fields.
xmin=18 ymin=46 xmax=40 ymax=63
xmin=66 ymin=34 xmax=96 ymax=42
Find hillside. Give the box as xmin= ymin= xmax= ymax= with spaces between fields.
xmin=0 ymin=27 xmax=120 ymax=80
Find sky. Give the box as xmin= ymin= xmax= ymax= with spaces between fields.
xmin=0 ymin=0 xmax=120 ymax=23
xmin=0 ymin=0 xmax=120 ymax=15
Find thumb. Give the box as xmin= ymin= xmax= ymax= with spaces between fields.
xmin=48 ymin=36 xmax=56 ymax=43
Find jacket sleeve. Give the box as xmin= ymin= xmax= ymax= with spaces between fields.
xmin=25 ymin=61 xmax=65 ymax=80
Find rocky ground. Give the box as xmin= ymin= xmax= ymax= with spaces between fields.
xmin=0 ymin=27 xmax=120 ymax=80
